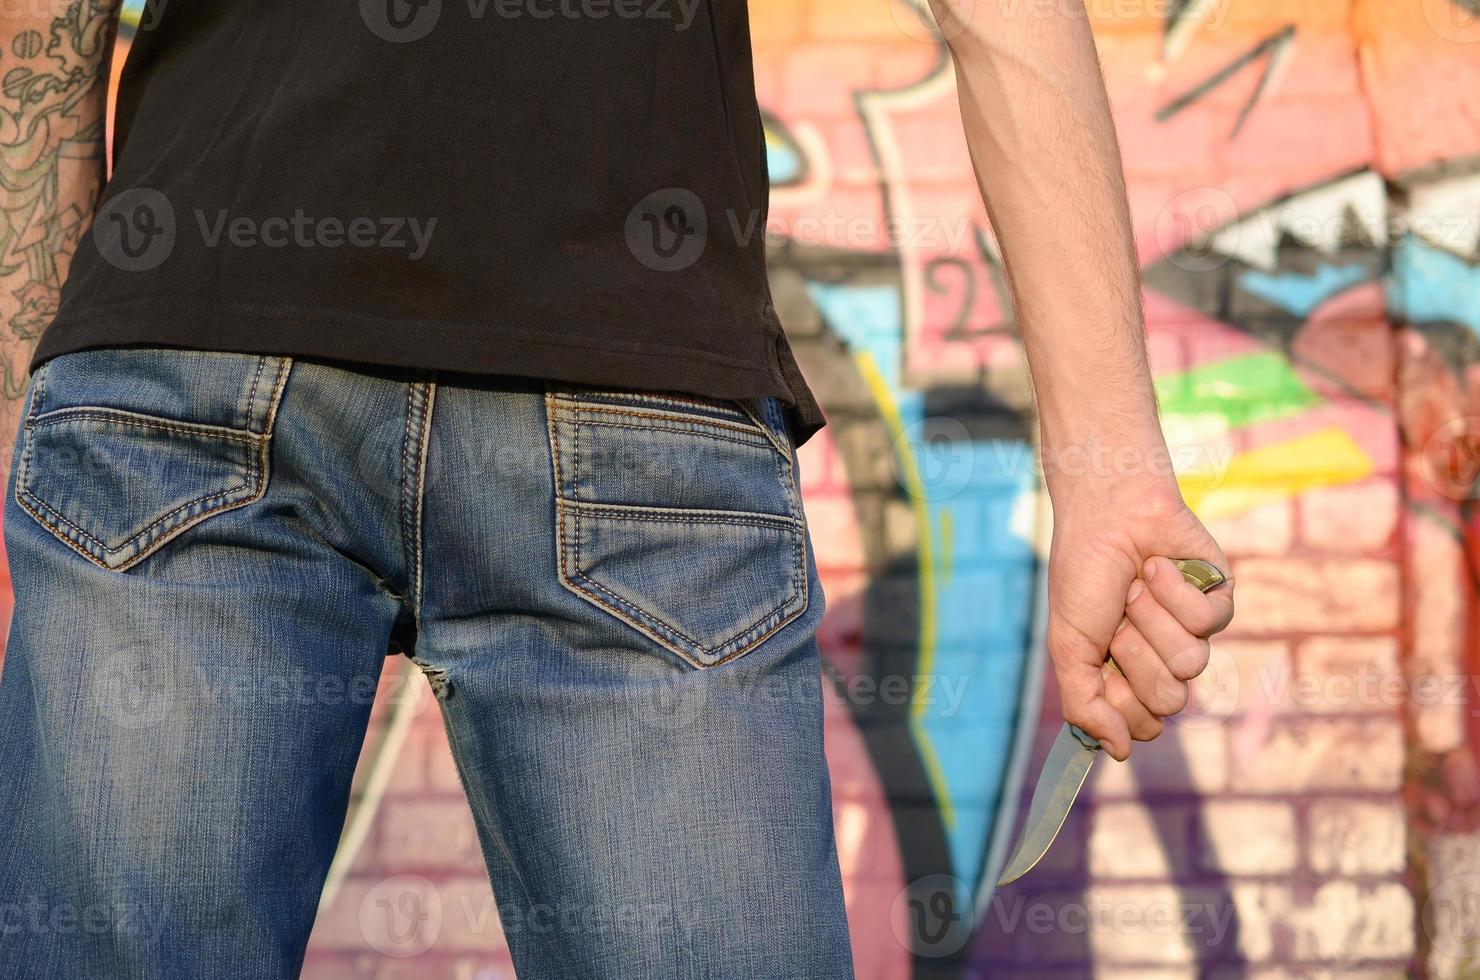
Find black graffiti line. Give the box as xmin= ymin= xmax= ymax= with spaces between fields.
xmin=1156 ymin=25 xmax=1297 ymax=138
xmin=1162 ymin=0 xmax=1219 ymax=60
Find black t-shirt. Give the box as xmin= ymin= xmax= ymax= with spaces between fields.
xmin=33 ymin=0 xmax=824 ymax=443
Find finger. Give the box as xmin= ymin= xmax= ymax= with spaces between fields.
xmin=1125 ymin=577 xmax=1212 ymax=682
xmin=1142 ymin=555 xmax=1234 ymax=637
xmin=1108 ymin=618 xmax=1189 ymax=718
xmin=1049 ymin=623 xmax=1132 ymax=761
xmin=1104 ymin=665 xmax=1164 ymax=742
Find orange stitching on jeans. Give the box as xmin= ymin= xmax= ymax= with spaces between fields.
xmin=566 ymin=506 xmax=806 ymax=663
xmin=243 ymin=354 xmax=267 ymax=431
xmin=549 ymin=388 xmax=754 ymax=420
xmin=544 ymin=383 xmax=810 ymax=668
xmin=411 ymin=381 xmax=436 ymax=618
xmin=12 ymin=356 xmax=294 ymax=572
xmin=555 ymin=402 xmax=767 ymax=441
xmin=27 ymin=411 xmax=264 ymax=443
xmin=560 ymin=498 xmax=803 ymax=530
xmin=567 ymin=416 xmax=771 ymax=453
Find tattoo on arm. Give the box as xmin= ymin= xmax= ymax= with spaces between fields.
xmin=0 ymin=0 xmax=120 ymax=416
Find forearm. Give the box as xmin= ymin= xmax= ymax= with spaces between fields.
xmin=0 ymin=1 xmax=119 ymax=469
xmin=936 ymin=0 xmax=1164 ymax=496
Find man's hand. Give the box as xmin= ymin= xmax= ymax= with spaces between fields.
xmin=1046 ymin=472 xmax=1233 ymax=761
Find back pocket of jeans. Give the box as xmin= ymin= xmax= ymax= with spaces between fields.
xmin=545 ymin=385 xmax=808 ymax=668
xmin=15 ymin=350 xmax=291 ymax=571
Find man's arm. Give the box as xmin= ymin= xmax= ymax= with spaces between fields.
xmin=0 ymin=0 xmax=121 ymax=476
xmin=931 ymin=0 xmax=1234 ymax=759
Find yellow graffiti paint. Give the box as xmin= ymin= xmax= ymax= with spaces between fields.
xmin=1178 ymin=426 xmax=1373 ymax=520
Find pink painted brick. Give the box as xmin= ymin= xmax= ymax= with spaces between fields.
xmin=427 ymin=732 xmax=467 ymax=793
xmin=1223 ymin=639 xmax=1295 ymax=716
xmin=1290 ymin=881 xmax=1415 ymax=961
xmin=1087 ymin=725 xmax=1228 ymax=798
xmin=1408 ymin=514 xmax=1467 ymax=753
xmin=1308 ymin=800 xmax=1407 ymax=875
xmin=1203 ymin=499 xmax=1294 ymax=557
xmin=781 ymin=45 xmax=883 ymax=117
xmin=1293 ymin=636 xmax=1401 ymax=715
xmin=378 ymin=800 xmax=483 ymax=869
xmin=801 ymin=493 xmax=866 ymax=571
xmin=431 ymin=877 xmax=509 ymax=953
xmin=1228 ymin=717 xmax=1404 ymax=793
xmin=1299 ymin=479 xmax=1399 ymax=552
xmin=1088 ymin=802 xmax=1193 ymax=879
xmin=1293 ymin=313 xmax=1397 ymax=402
xmin=1198 ymin=801 xmax=1298 ymax=875
xmin=1227 ymin=558 xmax=1400 ymax=634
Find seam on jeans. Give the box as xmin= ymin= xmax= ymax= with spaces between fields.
xmin=550 ymin=387 xmax=755 ymax=417
xmin=411 ymin=380 xmax=436 ymax=620
xmin=242 ymin=354 xmax=267 ymax=431
xmin=17 ymin=475 xmax=257 ymax=568
xmin=262 ymin=357 xmax=293 ymax=434
xmin=547 ymin=387 xmax=573 ymax=587
xmin=566 ymin=416 xmax=772 ymax=453
xmin=545 ymin=385 xmax=807 ymax=668
xmin=27 ymin=409 xmax=265 ymax=443
xmin=568 ymin=506 xmax=804 ymax=658
xmin=399 ymin=383 xmax=416 ymax=612
xmin=29 ymin=362 xmax=49 ymax=419
xmin=554 ymin=401 xmax=768 ymax=442
xmin=739 ymin=397 xmax=794 ymax=460
xmin=13 ymin=356 xmax=293 ymax=571
xmin=560 ymin=498 xmax=803 ymax=530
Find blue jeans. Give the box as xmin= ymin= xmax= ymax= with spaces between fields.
xmin=0 ymin=348 xmax=851 ymax=979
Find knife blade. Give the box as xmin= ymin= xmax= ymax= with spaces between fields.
xmin=995 ymin=558 xmax=1226 ymax=886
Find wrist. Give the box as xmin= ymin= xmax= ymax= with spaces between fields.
xmin=1038 ymin=426 xmax=1179 ymax=504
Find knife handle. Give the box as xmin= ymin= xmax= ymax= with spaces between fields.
xmin=1170 ymin=558 xmax=1226 ymax=593
xmin=1071 ymin=558 xmax=1227 ymax=751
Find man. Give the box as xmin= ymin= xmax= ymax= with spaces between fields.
xmin=0 ymin=1 xmax=1234 ymax=977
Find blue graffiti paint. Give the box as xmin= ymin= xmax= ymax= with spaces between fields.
xmin=810 ymin=277 xmax=1039 ymax=904
xmin=764 ymin=126 xmax=805 ymax=186
xmin=807 ymin=282 xmax=905 ymax=385
xmin=1238 ymin=263 xmax=1370 ymax=317
xmin=901 ymin=397 xmax=1038 ymax=904
xmin=1390 ymin=237 xmax=1480 ymax=335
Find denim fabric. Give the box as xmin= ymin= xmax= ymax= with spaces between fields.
xmin=0 ymin=348 xmax=851 ymax=979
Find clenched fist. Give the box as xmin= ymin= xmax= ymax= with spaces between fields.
xmin=1045 ymin=473 xmax=1235 ymax=761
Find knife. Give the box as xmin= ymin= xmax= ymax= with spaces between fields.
xmin=995 ymin=558 xmax=1227 ymax=886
